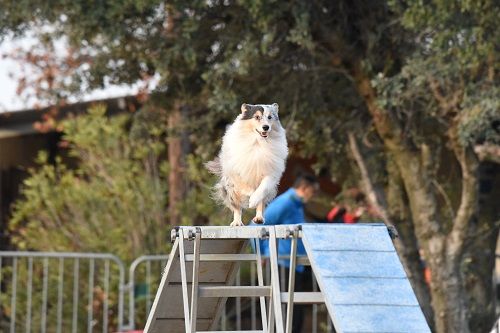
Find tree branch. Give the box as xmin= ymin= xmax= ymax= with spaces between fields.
xmin=351 ymin=63 xmax=442 ymax=239
xmin=347 ymin=132 xmax=392 ymax=226
xmin=428 ymin=76 xmax=464 ymax=116
xmin=448 ymin=131 xmax=479 ymax=256
xmin=432 ymin=179 xmax=455 ymax=220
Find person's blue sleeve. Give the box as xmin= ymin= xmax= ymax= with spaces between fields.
xmin=264 ymin=199 xmax=288 ymax=225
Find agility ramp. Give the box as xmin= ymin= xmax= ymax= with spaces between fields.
xmin=144 ymin=224 xmax=431 ymax=333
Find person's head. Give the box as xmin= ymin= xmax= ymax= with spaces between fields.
xmin=293 ymin=174 xmax=319 ymax=202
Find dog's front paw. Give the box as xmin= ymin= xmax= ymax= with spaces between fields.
xmin=252 ymin=216 xmax=265 ymax=224
xmin=248 ymin=192 xmax=261 ymax=208
xmin=230 ymin=220 xmax=245 ymax=227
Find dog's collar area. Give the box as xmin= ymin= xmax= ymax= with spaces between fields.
xmin=256 ymin=129 xmax=269 ymax=138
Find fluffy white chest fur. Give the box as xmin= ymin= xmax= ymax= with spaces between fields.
xmin=221 ymin=121 xmax=287 ymax=191
xmin=206 ymin=103 xmax=288 ymax=226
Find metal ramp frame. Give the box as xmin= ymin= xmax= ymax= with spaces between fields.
xmin=144 ymin=224 xmax=431 ymax=333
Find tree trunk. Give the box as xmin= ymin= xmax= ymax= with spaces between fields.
xmin=347 ymin=132 xmax=434 ymax=325
xmin=386 ymin=158 xmax=435 ymax=326
xmin=426 ymin=251 xmax=470 ymax=333
xmin=462 ymin=231 xmax=497 ymax=332
xmin=350 ymin=63 xmax=481 ymax=333
xmin=463 ymin=162 xmax=499 ymax=332
xmin=168 ymin=102 xmax=186 ymax=226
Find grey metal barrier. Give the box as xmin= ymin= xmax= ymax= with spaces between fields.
xmin=127 ymin=255 xmax=169 ymax=331
xmin=0 ymin=251 xmax=333 ymax=332
xmin=0 ymin=252 xmax=125 ymax=333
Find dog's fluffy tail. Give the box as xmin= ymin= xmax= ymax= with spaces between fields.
xmin=205 ymin=157 xmax=222 ymax=175
xmin=205 ymin=157 xmax=229 ymax=208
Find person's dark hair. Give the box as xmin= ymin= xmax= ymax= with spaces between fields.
xmin=354 ymin=192 xmax=366 ymax=203
xmin=293 ymin=173 xmax=319 ymax=189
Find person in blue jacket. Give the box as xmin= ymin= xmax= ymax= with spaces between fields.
xmin=255 ymin=173 xmax=319 ymax=332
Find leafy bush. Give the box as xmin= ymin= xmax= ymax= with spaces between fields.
xmin=10 ymin=105 xmax=170 ymax=260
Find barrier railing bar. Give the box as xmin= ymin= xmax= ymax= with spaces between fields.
xmin=103 ymin=260 xmax=110 ymax=333
xmin=41 ymin=258 xmax=49 ymax=333
xmin=72 ymin=258 xmax=79 ymax=333
xmin=26 ymin=257 xmax=33 ymax=333
xmin=10 ymin=257 xmax=18 ymax=333
xmin=56 ymin=258 xmax=64 ymax=333
xmin=0 ymin=252 xmax=123 ymax=262
xmin=146 ymin=260 xmax=151 ymax=317
xmin=87 ymin=258 xmax=95 ymax=333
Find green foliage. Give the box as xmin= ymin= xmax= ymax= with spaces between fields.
xmin=10 ymin=105 xmax=169 ymax=260
xmin=368 ymin=0 xmax=500 ymax=198
xmin=459 ymin=87 xmax=500 ymax=145
xmin=179 ymin=153 xmax=229 ymax=226
xmin=383 ymin=0 xmax=500 ymax=147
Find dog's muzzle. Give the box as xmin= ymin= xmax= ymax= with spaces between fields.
xmin=256 ymin=129 xmax=269 ymax=138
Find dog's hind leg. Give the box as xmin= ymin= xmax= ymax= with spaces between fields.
xmin=226 ymin=186 xmax=244 ymax=226
xmin=252 ymin=202 xmax=265 ymax=224
xmin=230 ymin=206 xmax=244 ymax=227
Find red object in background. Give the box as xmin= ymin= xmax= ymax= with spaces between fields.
xmin=342 ymin=212 xmax=359 ymax=223
xmin=326 ymin=206 xmax=360 ymax=223
xmin=327 ymin=206 xmax=342 ymax=222
xmin=424 ymin=267 xmax=432 ymax=284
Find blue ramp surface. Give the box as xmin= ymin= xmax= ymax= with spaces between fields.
xmin=302 ymin=223 xmax=431 ymax=333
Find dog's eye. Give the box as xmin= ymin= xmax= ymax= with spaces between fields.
xmin=268 ymin=116 xmax=272 ymax=120
xmin=255 ymin=115 xmax=261 ymax=120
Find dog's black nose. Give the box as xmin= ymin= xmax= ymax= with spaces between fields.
xmin=262 ymin=125 xmax=269 ymax=131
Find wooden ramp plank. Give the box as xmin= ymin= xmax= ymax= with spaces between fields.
xmin=302 ymin=223 xmax=431 ymax=333
xmin=144 ymin=229 xmax=247 ymax=333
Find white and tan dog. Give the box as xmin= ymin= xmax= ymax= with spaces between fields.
xmin=206 ymin=103 xmax=288 ymax=226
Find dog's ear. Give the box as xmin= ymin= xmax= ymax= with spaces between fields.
xmin=241 ymin=103 xmax=250 ymax=114
xmin=272 ymin=103 xmax=279 ymax=112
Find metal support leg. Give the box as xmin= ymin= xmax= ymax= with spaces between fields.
xmin=178 ymin=229 xmax=191 ymax=333
xmin=285 ymin=227 xmax=298 ymax=333
xmin=267 ymin=293 xmax=275 ymax=333
xmin=255 ymin=238 xmax=268 ymax=332
xmin=190 ymin=228 xmax=201 ymax=333
xmin=312 ymin=273 xmax=318 ymax=333
xmin=268 ymin=227 xmax=284 ymax=333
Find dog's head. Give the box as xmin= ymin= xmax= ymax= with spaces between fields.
xmin=240 ymin=103 xmax=280 ymax=139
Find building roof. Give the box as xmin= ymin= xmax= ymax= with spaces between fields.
xmin=0 ymin=96 xmax=141 ymax=139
